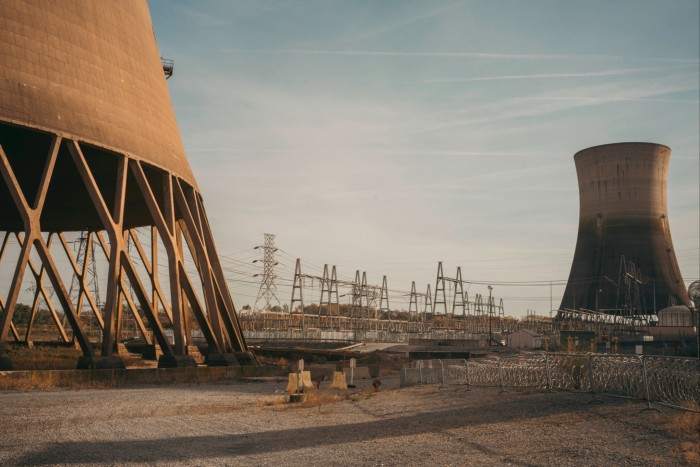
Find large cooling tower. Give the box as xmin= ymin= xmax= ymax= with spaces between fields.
xmin=0 ymin=1 xmax=252 ymax=367
xmin=559 ymin=143 xmax=690 ymax=315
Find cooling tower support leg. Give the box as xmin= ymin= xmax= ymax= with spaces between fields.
xmin=0 ymin=135 xmax=251 ymax=366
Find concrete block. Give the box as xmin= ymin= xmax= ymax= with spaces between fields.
xmin=329 ymin=371 xmax=347 ymax=389
xmin=186 ymin=345 xmax=205 ymax=364
xmin=142 ymin=344 xmax=163 ymax=361
xmin=286 ymin=370 xmax=314 ymax=393
xmin=117 ymin=343 xmax=135 ymax=358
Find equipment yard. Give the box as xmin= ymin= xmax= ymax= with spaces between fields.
xmin=1 ymin=380 xmax=696 ymax=466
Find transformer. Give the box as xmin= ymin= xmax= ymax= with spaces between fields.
xmin=0 ymin=1 xmax=252 ymax=366
xmin=559 ymin=143 xmax=690 ymax=318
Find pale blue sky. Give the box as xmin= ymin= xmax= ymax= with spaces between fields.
xmin=150 ymin=0 xmax=699 ymax=315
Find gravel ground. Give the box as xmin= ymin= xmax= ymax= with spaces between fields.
xmin=0 ymin=377 xmax=693 ymax=466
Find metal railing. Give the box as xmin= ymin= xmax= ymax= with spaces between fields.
xmin=400 ymin=353 xmax=700 ymax=411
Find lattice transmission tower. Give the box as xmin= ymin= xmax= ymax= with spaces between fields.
xmin=253 ymin=233 xmax=280 ymax=311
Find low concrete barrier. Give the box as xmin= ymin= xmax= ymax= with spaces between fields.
xmin=329 ymin=371 xmax=347 ymax=389
xmin=286 ymin=371 xmax=314 ymax=393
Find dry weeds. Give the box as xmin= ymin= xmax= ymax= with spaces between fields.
xmin=1 ymin=345 xmax=82 ymax=370
xmin=658 ymin=402 xmax=700 ymax=465
xmin=256 ymin=386 xmax=386 ymax=411
xmin=0 ymin=374 xmax=116 ymax=391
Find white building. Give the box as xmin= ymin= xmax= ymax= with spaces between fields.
xmin=507 ymin=329 xmax=543 ymax=349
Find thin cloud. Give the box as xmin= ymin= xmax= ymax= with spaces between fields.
xmin=338 ymin=1 xmax=466 ymax=45
xmin=222 ymin=48 xmax=700 ymax=64
xmin=408 ymin=75 xmax=700 ymax=135
xmin=188 ymin=148 xmax=559 ymax=158
xmin=411 ymin=66 xmax=689 ymax=83
xmin=537 ymin=96 xmax=700 ymax=104
xmin=223 ymin=48 xmax=613 ymax=60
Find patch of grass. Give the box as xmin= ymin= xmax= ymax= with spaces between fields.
xmin=0 ymin=372 xmax=117 ymax=391
xmin=1 ymin=345 xmax=82 ymax=370
xmin=257 ymin=386 xmax=396 ymax=411
xmin=298 ymin=391 xmax=344 ymax=408
xmin=256 ymin=395 xmax=289 ymax=407
xmin=658 ymin=401 xmax=700 ymax=465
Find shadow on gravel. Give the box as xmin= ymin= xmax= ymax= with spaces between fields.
xmin=17 ymin=392 xmax=628 ymax=465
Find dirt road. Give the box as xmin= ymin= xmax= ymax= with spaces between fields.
xmin=0 ymin=379 xmax=693 ymax=466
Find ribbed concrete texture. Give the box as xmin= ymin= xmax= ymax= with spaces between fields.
xmin=560 ymin=143 xmax=690 ymax=314
xmin=0 ymin=0 xmax=195 ymax=231
xmin=0 ymin=0 xmax=194 ymax=184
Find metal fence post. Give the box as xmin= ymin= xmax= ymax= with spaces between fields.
xmin=498 ymin=356 xmax=503 ymax=387
xmin=544 ymin=352 xmax=552 ymax=390
xmin=418 ymin=360 xmax=423 ymax=385
xmin=465 ymin=359 xmax=470 ymax=388
xmin=588 ymin=354 xmax=595 ymax=394
xmin=440 ymin=359 xmax=445 ymax=387
xmin=639 ymin=356 xmax=659 ymax=412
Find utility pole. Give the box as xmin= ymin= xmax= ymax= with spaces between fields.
xmin=452 ymin=266 xmax=465 ymax=316
xmin=424 ymin=284 xmax=433 ymax=320
xmin=379 ymin=275 xmax=389 ymax=319
xmin=319 ymin=264 xmax=330 ymax=320
xmin=65 ymin=232 xmax=102 ymax=339
xmin=290 ymin=258 xmax=304 ymax=330
xmin=361 ymin=271 xmax=370 ymax=327
xmin=253 ymin=233 xmax=279 ymax=311
xmin=408 ymin=281 xmax=418 ymax=318
xmin=329 ymin=265 xmax=339 ymax=330
xmin=352 ymin=270 xmax=362 ymax=329
xmin=488 ymin=285 xmax=493 ymax=345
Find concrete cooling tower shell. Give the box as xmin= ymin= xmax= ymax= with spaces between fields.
xmin=0 ymin=0 xmax=196 ymax=230
xmin=559 ymin=143 xmax=690 ymax=313
xmin=0 ymin=0 xmax=251 ymax=364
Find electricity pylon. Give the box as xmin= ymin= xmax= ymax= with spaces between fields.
xmin=253 ymin=233 xmax=279 ymax=311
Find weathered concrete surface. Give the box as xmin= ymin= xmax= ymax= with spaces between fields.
xmin=285 ymin=371 xmax=314 ymax=393
xmin=0 ymin=0 xmax=196 ymax=191
xmin=329 ymin=371 xmax=347 ymax=389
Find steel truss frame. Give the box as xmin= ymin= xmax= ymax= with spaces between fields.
xmin=0 ymin=135 xmax=248 ymax=360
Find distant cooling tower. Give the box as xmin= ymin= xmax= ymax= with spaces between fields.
xmin=0 ymin=1 xmax=252 ymax=367
xmin=559 ymin=143 xmax=690 ymax=315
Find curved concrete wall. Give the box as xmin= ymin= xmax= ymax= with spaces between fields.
xmin=0 ymin=0 xmax=195 ymax=186
xmin=560 ymin=143 xmax=690 ymax=312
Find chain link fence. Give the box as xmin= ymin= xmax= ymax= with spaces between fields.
xmin=400 ymin=353 xmax=700 ymax=412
